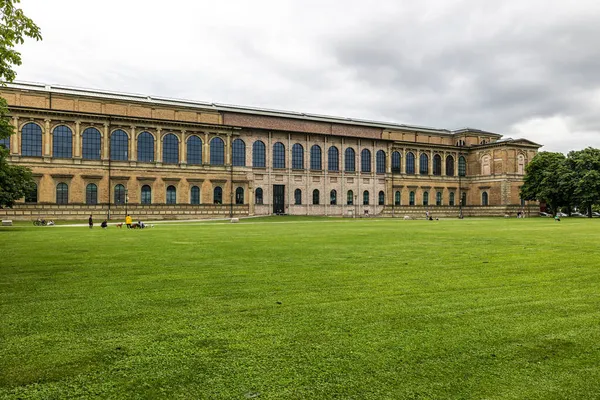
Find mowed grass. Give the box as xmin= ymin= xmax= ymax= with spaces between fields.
xmin=1 ymin=217 xmax=600 ymax=399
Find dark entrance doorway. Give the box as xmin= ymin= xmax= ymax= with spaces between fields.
xmin=273 ymin=185 xmax=285 ymax=214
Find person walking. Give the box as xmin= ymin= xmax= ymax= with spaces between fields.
xmin=125 ymin=214 xmax=132 ymax=229
xmin=88 ymin=214 xmax=93 ymax=229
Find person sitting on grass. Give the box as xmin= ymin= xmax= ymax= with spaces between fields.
xmin=101 ymin=220 xmax=108 ymax=229
xmin=47 ymin=220 xmax=55 ymax=226
xmin=554 ymin=215 xmax=561 ymax=222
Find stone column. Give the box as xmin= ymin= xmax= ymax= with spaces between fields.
xmin=11 ymin=116 xmax=19 ymax=155
xmin=155 ymin=128 xmax=162 ymax=163
xmin=74 ymin=121 xmax=81 ymax=158
xmin=103 ymin=123 xmax=110 ymax=160
xmin=180 ymin=130 xmax=186 ymax=164
xmin=44 ymin=119 xmax=51 ymax=157
xmin=130 ymin=126 xmax=137 ymax=162
xmin=226 ymin=133 xmax=232 ymax=165
xmin=204 ymin=132 xmax=209 ymax=164
xmin=415 ymin=150 xmax=420 ymax=175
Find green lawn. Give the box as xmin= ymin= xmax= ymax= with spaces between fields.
xmin=1 ymin=217 xmax=599 ymax=399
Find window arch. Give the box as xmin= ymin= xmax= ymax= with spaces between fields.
xmin=190 ymin=186 xmax=200 ymax=205
xmin=232 ymin=139 xmax=246 ymax=166
xmin=273 ymin=142 xmax=285 ymax=169
xmin=361 ymin=149 xmax=371 ymax=173
xmin=235 ymin=187 xmax=244 ymax=204
xmin=449 ymin=192 xmax=455 ymax=206
xmin=436 ymin=191 xmax=442 ymax=206
xmin=376 ymin=150 xmax=386 ymax=174
xmin=110 ymin=129 xmax=128 ymax=161
xmin=137 ymin=131 xmax=155 ymax=162
xmin=255 ymin=188 xmax=263 ymax=205
xmin=82 ymin=127 xmax=101 ymax=160
xmin=213 ymin=186 xmax=223 ymax=204
xmin=292 ymin=143 xmax=304 ymax=169
xmin=395 ymin=191 xmax=401 ymax=206
xmin=86 ymin=183 xmax=98 ymax=205
xmin=406 ymin=152 xmax=415 ymax=174
xmin=420 ymin=153 xmax=429 ymax=175
xmin=482 ymin=191 xmax=489 ymax=206
xmin=363 ymin=190 xmax=369 ymax=205
xmin=409 ymin=191 xmax=415 ymax=206
xmin=187 ymin=135 xmax=203 ymax=165
xmin=141 ymin=185 xmax=152 ymax=205
xmin=446 ymin=155 xmax=455 ymax=176
xmin=345 ymin=148 xmax=355 ymax=172
xmin=517 ymin=154 xmax=525 ymax=174
xmin=312 ymin=189 xmax=320 ymax=205
xmin=56 ymin=183 xmax=68 ymax=204
xmin=163 ymin=133 xmax=179 ymax=164
xmin=52 ymin=125 xmax=73 ymax=158
xmin=21 ymin=123 xmax=42 ymax=157
xmin=481 ymin=155 xmax=491 ymax=175
xmin=347 ymin=190 xmax=354 ymax=205
xmin=25 ymin=183 xmax=38 ymax=203
xmin=114 ymin=184 xmax=126 ymax=205
xmin=378 ymin=191 xmax=385 ymax=205
xmin=166 ymin=185 xmax=177 ymax=204
xmin=330 ymin=189 xmax=337 ymax=205
xmin=310 ymin=145 xmax=322 ymax=170
xmin=392 ymin=151 xmax=401 ymax=173
xmin=294 ymin=189 xmax=302 ymax=205
xmin=433 ymin=154 xmax=442 ymax=176
xmin=459 ymin=156 xmax=467 ymax=176
xmin=423 ymin=191 xmax=429 ymax=206
xmin=253 ymin=141 xmax=266 ymax=167
xmin=328 ymin=146 xmax=339 ymax=171
xmin=210 ymin=137 xmax=225 ymax=165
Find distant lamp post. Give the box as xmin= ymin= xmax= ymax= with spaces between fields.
xmin=354 ymin=195 xmax=358 ymax=218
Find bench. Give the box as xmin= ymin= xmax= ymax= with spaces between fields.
xmin=2 ymin=220 xmax=13 ymax=226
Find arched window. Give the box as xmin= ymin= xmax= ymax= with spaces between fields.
xmin=328 ymin=146 xmax=339 ymax=171
xmin=312 ymin=189 xmax=320 ymax=205
xmin=446 ymin=156 xmax=455 ymax=176
xmin=82 ymin=127 xmax=101 ymax=160
xmin=137 ymin=132 xmax=155 ymax=162
xmin=409 ymin=191 xmax=415 ymax=206
xmin=235 ymin=187 xmax=244 ymax=204
xmin=163 ymin=133 xmax=179 ymax=164
xmin=481 ymin=155 xmax=491 ymax=175
xmin=0 ymin=136 xmax=9 ymax=151
xmin=25 ymin=183 xmax=38 ymax=203
xmin=330 ymin=189 xmax=337 ymax=205
xmin=420 ymin=153 xmax=429 ymax=175
xmin=449 ymin=192 xmax=455 ymax=206
xmin=482 ymin=191 xmax=489 ymax=206
xmin=436 ymin=191 xmax=442 ymax=206
xmin=110 ymin=129 xmax=128 ymax=161
xmin=232 ymin=139 xmax=246 ymax=166
xmin=378 ymin=191 xmax=385 ymax=205
xmin=86 ymin=183 xmax=98 ymax=205
xmin=423 ymin=191 xmax=429 ymax=206
xmin=406 ymin=152 xmax=415 ymax=174
xmin=210 ymin=137 xmax=225 ymax=165
xmin=187 ymin=135 xmax=203 ymax=165
xmin=395 ymin=191 xmax=401 ymax=206
xmin=376 ymin=150 xmax=386 ymax=174
xmin=345 ymin=148 xmax=355 ymax=172
xmin=255 ymin=188 xmax=263 ymax=205
xmin=310 ymin=145 xmax=322 ymax=170
xmin=294 ymin=189 xmax=302 ymax=205
xmin=392 ymin=151 xmax=401 ymax=173
xmin=292 ymin=143 xmax=304 ymax=169
xmin=141 ymin=185 xmax=152 ymax=205
xmin=21 ymin=123 xmax=42 ymax=157
xmin=459 ymin=156 xmax=467 ymax=176
xmin=433 ymin=154 xmax=442 ymax=176
xmin=518 ymin=154 xmax=525 ymax=174
xmin=114 ymin=184 xmax=126 ymax=205
xmin=273 ymin=142 xmax=285 ymax=169
xmin=253 ymin=141 xmax=266 ymax=167
xmin=347 ymin=190 xmax=354 ymax=205
xmin=461 ymin=192 xmax=467 ymax=206
xmin=190 ymin=186 xmax=200 ymax=205
xmin=213 ymin=187 xmax=223 ymax=204
xmin=363 ymin=190 xmax=369 ymax=205
xmin=52 ymin=125 xmax=73 ymax=158
xmin=361 ymin=149 xmax=371 ymax=173
xmin=166 ymin=185 xmax=177 ymax=204
xmin=56 ymin=183 xmax=68 ymax=204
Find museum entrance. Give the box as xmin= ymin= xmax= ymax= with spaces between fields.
xmin=273 ymin=185 xmax=285 ymax=214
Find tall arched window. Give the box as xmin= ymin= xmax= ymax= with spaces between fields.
xmin=449 ymin=192 xmax=455 ymax=206
xmin=141 ymin=185 xmax=152 ymax=205
xmin=330 ymin=189 xmax=337 ymax=205
xmin=255 ymin=188 xmax=263 ymax=205
xmin=235 ymin=187 xmax=244 ymax=204
xmin=52 ymin=125 xmax=73 ymax=158
xmin=345 ymin=148 xmax=355 ymax=172
xmin=409 ymin=191 xmax=415 ymax=206
xmin=86 ymin=183 xmax=98 ymax=205
xmin=213 ymin=187 xmax=223 ymax=204
xmin=137 ymin=132 xmax=155 ymax=162
xmin=313 ymin=189 xmax=320 ymax=205
xmin=232 ymin=139 xmax=246 ymax=166
xmin=166 ymin=185 xmax=177 ymax=204
xmin=518 ymin=154 xmax=525 ymax=174
xmin=82 ymin=127 xmax=101 ymax=160
xmin=292 ymin=143 xmax=304 ymax=169
xmin=163 ymin=133 xmax=179 ymax=164
xmin=347 ymin=190 xmax=354 ymax=205
xmin=210 ymin=137 xmax=225 ymax=165
xmin=433 ymin=154 xmax=442 ymax=176
xmin=395 ymin=191 xmax=401 ymax=206
xmin=110 ymin=130 xmax=128 ymax=161
xmin=363 ymin=190 xmax=369 ymax=205
xmin=190 ymin=186 xmax=200 ymax=205
xmin=0 ymin=136 xmax=9 ymax=151
xmin=423 ymin=191 xmax=429 ymax=206
xmin=187 ymin=135 xmax=202 ymax=165
xmin=459 ymin=156 xmax=467 ymax=176
xmin=392 ymin=151 xmax=401 ymax=173
xmin=436 ymin=191 xmax=442 ymax=206
xmin=361 ymin=149 xmax=371 ymax=173
xmin=376 ymin=150 xmax=386 ymax=174
xmin=461 ymin=192 xmax=467 ymax=206
xmin=114 ymin=184 xmax=126 ymax=205
xmin=482 ymin=191 xmax=489 ymax=206
xmin=273 ymin=142 xmax=285 ymax=169
xmin=253 ymin=141 xmax=266 ymax=167
xmin=328 ymin=146 xmax=339 ymax=171
xmin=446 ymin=155 xmax=455 ymax=176
xmin=378 ymin=191 xmax=385 ymax=205
xmin=420 ymin=153 xmax=429 ymax=175
xmin=56 ymin=183 xmax=68 ymax=204
xmin=310 ymin=145 xmax=322 ymax=170
xmin=24 ymin=183 xmax=37 ymax=203
xmin=294 ymin=188 xmax=302 ymax=205
xmin=21 ymin=123 xmax=42 ymax=157
xmin=406 ymin=152 xmax=415 ymax=174
xmin=481 ymin=155 xmax=491 ymax=175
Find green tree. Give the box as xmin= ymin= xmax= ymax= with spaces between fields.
xmin=520 ymin=152 xmax=569 ymax=215
xmin=0 ymin=0 xmax=42 ymax=207
xmin=567 ymin=148 xmax=600 ymax=217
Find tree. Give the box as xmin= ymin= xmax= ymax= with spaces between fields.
xmin=520 ymin=152 xmax=569 ymax=215
xmin=567 ymin=148 xmax=600 ymax=217
xmin=0 ymin=0 xmax=42 ymax=207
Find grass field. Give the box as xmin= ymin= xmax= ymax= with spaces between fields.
xmin=1 ymin=217 xmax=600 ymax=399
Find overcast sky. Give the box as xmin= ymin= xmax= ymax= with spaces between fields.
xmin=13 ymin=0 xmax=600 ymax=152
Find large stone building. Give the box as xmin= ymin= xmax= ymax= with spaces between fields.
xmin=0 ymin=82 xmax=541 ymax=221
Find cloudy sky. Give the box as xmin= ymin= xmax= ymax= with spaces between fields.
xmin=13 ymin=0 xmax=600 ymax=152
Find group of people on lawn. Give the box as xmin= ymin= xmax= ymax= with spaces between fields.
xmin=88 ymin=214 xmax=146 ymax=229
